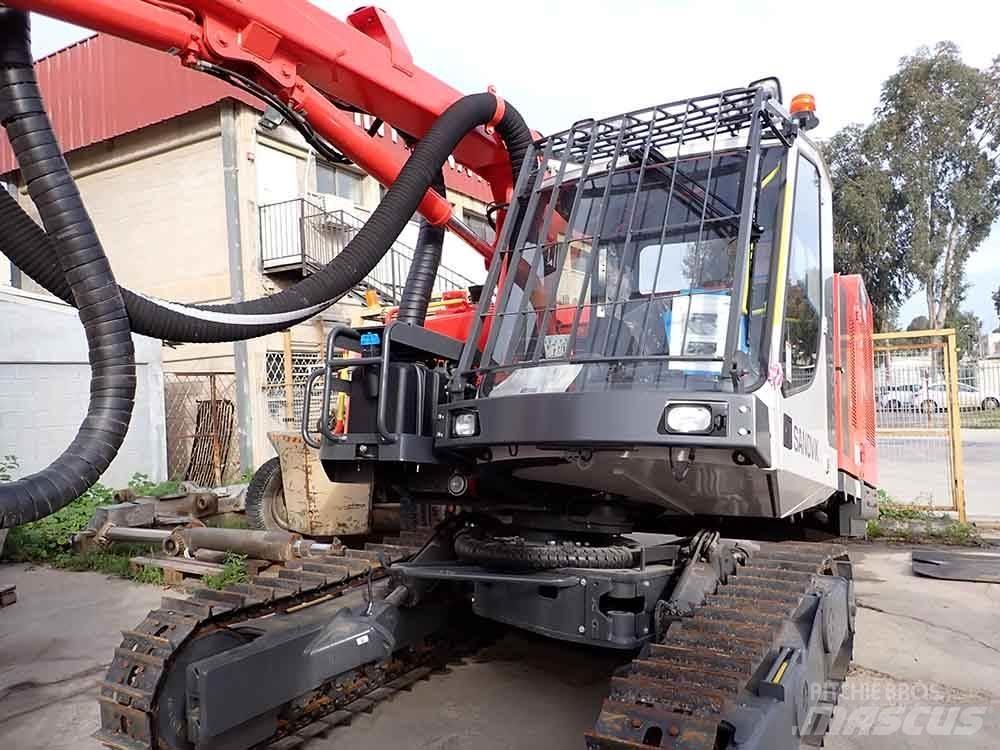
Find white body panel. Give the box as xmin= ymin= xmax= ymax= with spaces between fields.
xmin=760 ymin=139 xmax=839 ymax=517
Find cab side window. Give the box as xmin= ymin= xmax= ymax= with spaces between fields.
xmin=782 ymin=157 xmax=822 ymax=393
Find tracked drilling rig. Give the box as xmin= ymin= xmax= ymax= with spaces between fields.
xmin=0 ymin=2 xmax=877 ymax=748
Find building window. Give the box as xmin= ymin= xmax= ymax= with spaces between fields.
xmin=263 ymin=349 xmax=324 ymax=422
xmin=465 ymin=211 xmax=495 ymax=244
xmin=782 ymin=156 xmax=822 ymax=394
xmin=316 ymin=162 xmax=363 ymax=204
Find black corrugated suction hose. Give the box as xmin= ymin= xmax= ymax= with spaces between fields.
xmin=0 ymin=8 xmax=533 ymax=526
xmin=396 ymin=172 xmax=447 ymax=326
xmin=0 ymin=97 xmax=531 ymax=343
xmin=0 ymin=9 xmax=136 ymax=528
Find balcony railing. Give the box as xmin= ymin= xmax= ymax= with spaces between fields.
xmin=259 ymin=198 xmax=478 ymax=303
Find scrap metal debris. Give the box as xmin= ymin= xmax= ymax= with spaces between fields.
xmin=912 ymin=549 xmax=1000 ymax=584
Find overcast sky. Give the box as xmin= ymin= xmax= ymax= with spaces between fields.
xmin=27 ymin=0 xmax=1000 ymax=330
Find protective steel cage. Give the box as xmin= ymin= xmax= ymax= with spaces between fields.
xmin=454 ymin=84 xmax=785 ymax=397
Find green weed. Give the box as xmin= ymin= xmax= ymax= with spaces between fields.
xmin=866 ymin=494 xmax=982 ymax=546
xmin=207 ymin=513 xmax=249 ymax=530
xmin=1 ymin=462 xmax=169 ymax=586
xmin=130 ymin=564 xmax=166 ymax=585
xmin=128 ymin=473 xmax=184 ymax=498
xmin=53 ymin=549 xmax=134 ymax=577
xmin=939 ymin=522 xmax=980 ymax=546
xmin=3 ymin=467 xmax=185 ymax=564
xmin=202 ymin=553 xmax=249 ymax=590
xmin=46 ymin=544 xmax=164 ymax=585
xmin=877 ymin=504 xmax=935 ymax=522
xmin=4 ymin=484 xmax=114 ymax=561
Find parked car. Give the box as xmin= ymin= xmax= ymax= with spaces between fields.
xmin=911 ymin=382 xmax=1000 ymax=412
xmin=877 ymin=384 xmax=919 ymax=411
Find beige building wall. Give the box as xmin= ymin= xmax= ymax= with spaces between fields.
xmin=10 ymin=107 xmax=229 ymax=303
xmin=5 ymin=105 xmax=242 ymax=478
xmin=230 ymin=101 xmax=494 ymax=466
xmin=1 ymin=98 xmax=498 ymax=476
xmin=230 ymin=103 xmax=339 ymax=465
xmin=7 ymin=105 xmax=238 ymax=374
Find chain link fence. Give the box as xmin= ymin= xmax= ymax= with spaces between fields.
xmin=955 ymin=356 xmax=1000 ymax=429
xmin=164 ymin=372 xmax=241 ymax=486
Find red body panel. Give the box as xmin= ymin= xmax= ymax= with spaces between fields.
xmin=394 ymin=295 xmax=588 ymax=356
xmin=833 ymin=274 xmax=878 ymax=487
xmin=411 ymin=295 xmax=491 ymax=352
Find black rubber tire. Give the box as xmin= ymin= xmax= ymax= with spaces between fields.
xmin=982 ymin=397 xmax=999 ymax=411
xmin=244 ymin=457 xmax=289 ymax=532
xmin=454 ymin=533 xmax=634 ymax=570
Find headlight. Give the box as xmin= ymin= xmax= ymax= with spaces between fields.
xmin=452 ymin=412 xmax=479 ymax=437
xmin=665 ymin=404 xmax=713 ymax=434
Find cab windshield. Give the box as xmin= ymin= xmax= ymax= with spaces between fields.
xmin=479 ymin=145 xmax=785 ymax=398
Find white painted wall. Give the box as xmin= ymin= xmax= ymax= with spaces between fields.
xmin=0 ymin=287 xmax=167 ymax=487
xmin=395 ymin=218 xmax=489 ymax=287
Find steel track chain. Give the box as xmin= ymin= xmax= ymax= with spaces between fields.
xmin=96 ymin=537 xmax=852 ymax=750
xmin=585 ymin=542 xmax=853 ymax=750
xmin=94 ymin=531 xmax=448 ymax=750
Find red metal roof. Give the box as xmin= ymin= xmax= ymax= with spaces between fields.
xmin=0 ymin=34 xmax=492 ymax=202
xmin=0 ymin=34 xmax=257 ymax=173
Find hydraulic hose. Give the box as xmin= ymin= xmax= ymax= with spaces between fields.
xmin=0 ymin=97 xmax=532 ymax=343
xmin=0 ymin=10 xmax=136 ymax=528
xmin=0 ymin=10 xmax=533 ymax=527
xmin=396 ymin=172 xmax=446 ymax=325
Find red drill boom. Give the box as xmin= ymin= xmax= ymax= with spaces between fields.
xmin=5 ymin=0 xmax=517 ymax=258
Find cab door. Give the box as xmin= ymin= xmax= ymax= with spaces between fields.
xmin=772 ymin=148 xmax=838 ymax=515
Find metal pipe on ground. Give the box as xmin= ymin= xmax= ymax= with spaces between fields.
xmin=103 ymin=526 xmax=173 ymax=545
xmin=164 ymin=527 xmax=338 ymax=561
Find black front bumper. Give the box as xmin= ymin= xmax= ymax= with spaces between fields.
xmin=435 ymin=390 xmax=772 ymax=467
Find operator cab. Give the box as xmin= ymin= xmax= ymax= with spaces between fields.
xmin=317 ymin=80 xmax=869 ymax=534
xmin=475 ymin=141 xmax=786 ymax=399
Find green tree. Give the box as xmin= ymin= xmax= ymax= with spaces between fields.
xmin=945 ymin=308 xmax=982 ymax=356
xmin=0 ymin=455 xmax=16 ymax=483
xmin=874 ymin=43 xmax=1000 ymax=329
xmin=993 ymin=285 xmax=1000 ymax=325
xmin=824 ymin=125 xmax=911 ymax=332
xmin=903 ymin=315 xmax=934 ymax=346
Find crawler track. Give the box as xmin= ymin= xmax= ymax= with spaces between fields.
xmin=586 ymin=542 xmax=853 ymax=750
xmin=97 ymin=539 xmax=852 ymax=750
xmin=94 ymin=531 xmax=466 ymax=750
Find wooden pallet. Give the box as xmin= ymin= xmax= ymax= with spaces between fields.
xmin=130 ymin=556 xmax=270 ymax=586
xmin=0 ymin=583 xmax=16 ymax=607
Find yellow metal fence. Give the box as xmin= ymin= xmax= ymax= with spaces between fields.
xmin=873 ymin=328 xmax=966 ymax=521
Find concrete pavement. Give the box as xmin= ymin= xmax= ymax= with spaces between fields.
xmin=826 ymin=547 xmax=1000 ymax=749
xmin=2 ymin=544 xmax=998 ymax=749
xmin=319 ymin=544 xmax=1000 ymax=750
xmin=0 ymin=563 xmax=162 ymax=750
